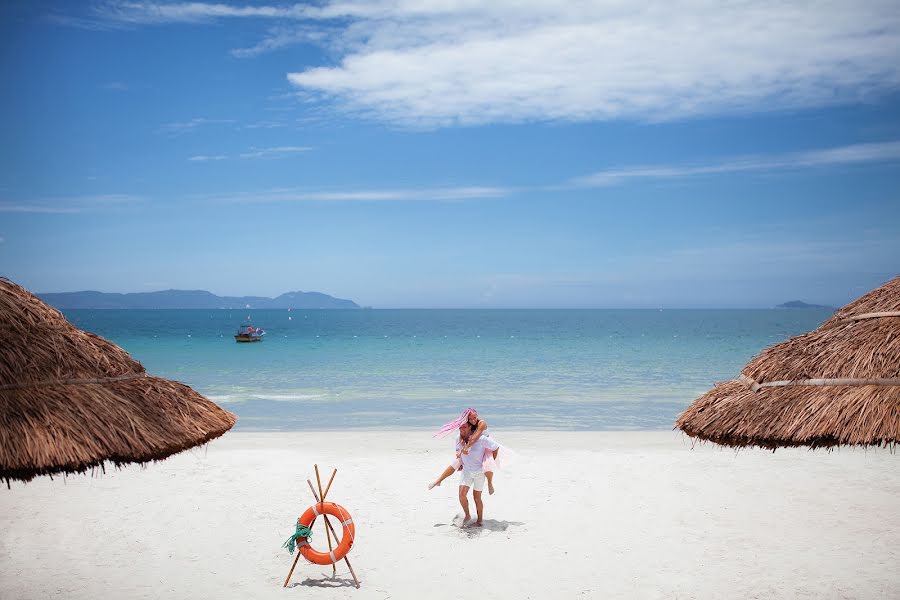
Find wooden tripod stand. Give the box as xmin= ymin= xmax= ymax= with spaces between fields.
xmin=283 ymin=464 xmax=361 ymax=589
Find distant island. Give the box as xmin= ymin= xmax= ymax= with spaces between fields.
xmin=38 ymin=289 xmax=360 ymax=309
xmin=775 ymin=300 xmax=834 ymax=310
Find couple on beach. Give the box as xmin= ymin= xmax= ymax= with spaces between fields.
xmin=428 ymin=408 xmax=507 ymax=528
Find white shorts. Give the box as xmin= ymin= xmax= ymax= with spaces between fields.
xmin=459 ymin=470 xmax=486 ymax=491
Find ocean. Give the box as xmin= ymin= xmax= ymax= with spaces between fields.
xmin=63 ymin=308 xmax=833 ymax=430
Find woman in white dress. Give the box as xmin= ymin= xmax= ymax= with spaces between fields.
xmin=428 ymin=408 xmax=504 ymax=494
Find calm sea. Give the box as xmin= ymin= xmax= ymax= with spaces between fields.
xmin=63 ymin=308 xmax=832 ymax=430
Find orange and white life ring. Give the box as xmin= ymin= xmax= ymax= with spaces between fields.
xmin=296 ymin=501 xmax=355 ymax=566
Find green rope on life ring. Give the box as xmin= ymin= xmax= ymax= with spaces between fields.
xmin=282 ymin=521 xmax=314 ymax=555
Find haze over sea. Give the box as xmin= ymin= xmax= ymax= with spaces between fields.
xmin=64 ymin=308 xmax=833 ymax=430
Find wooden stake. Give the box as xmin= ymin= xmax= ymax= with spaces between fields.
xmin=323 ymin=468 xmax=337 ymax=500
xmin=315 ymin=465 xmax=337 ymax=577
xmin=307 ymin=477 xmax=361 ymax=589
xmin=283 ymin=545 xmax=303 ymax=588
xmin=283 ymin=481 xmax=323 ymax=589
xmin=306 ymin=469 xmax=359 ymax=589
xmin=321 ymin=516 xmax=361 ymax=589
xmin=314 ymin=465 xmax=329 ymax=518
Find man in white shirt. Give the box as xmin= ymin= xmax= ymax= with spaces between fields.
xmin=456 ymin=424 xmax=499 ymax=527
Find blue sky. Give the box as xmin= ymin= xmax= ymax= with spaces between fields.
xmin=1 ymin=0 xmax=898 ymax=308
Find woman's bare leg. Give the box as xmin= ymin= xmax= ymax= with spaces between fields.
xmin=486 ymin=449 xmax=499 ymax=494
xmin=429 ymin=464 xmax=456 ymax=490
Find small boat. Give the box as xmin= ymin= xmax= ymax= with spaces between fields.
xmin=235 ymin=324 xmax=266 ymax=343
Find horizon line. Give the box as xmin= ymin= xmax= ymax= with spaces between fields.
xmin=47 ymin=305 xmax=835 ymax=311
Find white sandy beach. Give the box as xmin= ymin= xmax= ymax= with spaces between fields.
xmin=1 ymin=431 xmax=897 ymax=600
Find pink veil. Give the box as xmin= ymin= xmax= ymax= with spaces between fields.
xmin=433 ymin=408 xmax=476 ymax=438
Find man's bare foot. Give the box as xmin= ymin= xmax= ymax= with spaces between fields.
xmin=488 ymin=481 xmax=495 ymax=495
xmin=461 ymin=515 xmax=472 ymax=527
xmin=474 ymin=520 xmax=483 ymax=527
xmin=428 ymin=481 xmax=440 ymax=490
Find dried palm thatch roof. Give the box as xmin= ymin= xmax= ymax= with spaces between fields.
xmin=0 ymin=278 xmax=236 ymax=485
xmin=676 ymin=276 xmax=900 ymax=449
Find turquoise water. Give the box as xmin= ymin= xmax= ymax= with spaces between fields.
xmin=63 ymin=309 xmax=833 ymax=430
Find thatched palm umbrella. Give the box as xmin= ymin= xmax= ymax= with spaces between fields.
xmin=676 ymin=276 xmax=900 ymax=449
xmin=0 ymin=278 xmax=236 ymax=485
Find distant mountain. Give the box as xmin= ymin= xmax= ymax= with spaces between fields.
xmin=776 ymin=300 xmax=834 ymax=310
xmin=38 ymin=289 xmax=360 ymax=309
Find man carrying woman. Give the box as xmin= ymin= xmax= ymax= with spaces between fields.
xmin=429 ymin=408 xmax=508 ymax=526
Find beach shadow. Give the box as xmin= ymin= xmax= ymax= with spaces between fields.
xmin=289 ymin=575 xmax=357 ymax=589
xmin=478 ymin=518 xmax=524 ymax=532
xmin=434 ymin=517 xmax=525 ymax=536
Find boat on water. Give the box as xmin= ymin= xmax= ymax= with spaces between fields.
xmin=235 ymin=324 xmax=266 ymax=343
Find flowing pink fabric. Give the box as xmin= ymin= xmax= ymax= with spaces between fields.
xmin=446 ymin=432 xmax=514 ymax=473
xmin=481 ymin=443 xmax=515 ymax=472
xmin=481 ymin=447 xmax=498 ymax=472
xmin=433 ymin=408 xmax=476 ymax=438
xmin=448 ymin=444 xmax=512 ymax=473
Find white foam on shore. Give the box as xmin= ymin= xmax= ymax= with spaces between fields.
xmin=207 ymin=392 xmax=328 ymax=403
xmin=248 ymin=393 xmax=327 ymax=401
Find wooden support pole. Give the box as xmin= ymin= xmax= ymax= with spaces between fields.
xmin=283 ymin=545 xmax=303 ymax=588
xmin=307 ymin=478 xmax=320 ymax=502
xmin=321 ymin=512 xmax=361 ymax=589
xmin=283 ymin=480 xmax=323 ymax=589
xmin=314 ymin=464 xmax=325 ymax=506
xmin=307 ymin=476 xmax=361 ymax=589
xmin=315 ymin=465 xmax=337 ymax=577
xmin=344 ymin=555 xmax=361 ymax=588
xmin=323 ymin=468 xmax=337 ymax=500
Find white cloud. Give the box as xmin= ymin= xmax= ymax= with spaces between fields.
xmin=0 ymin=195 xmax=141 ymax=214
xmin=102 ymin=81 xmax=129 ymax=91
xmin=470 ymin=230 xmax=900 ymax=307
xmin=243 ymin=120 xmax=288 ymax=129
xmin=196 ymin=138 xmax=900 ymax=201
xmin=188 ymin=155 xmax=228 ymax=162
xmin=0 ymin=203 xmax=80 ymax=214
xmin=159 ymin=117 xmax=235 ymax=135
xmin=238 ymin=146 xmax=312 ymax=159
xmin=47 ymin=13 xmax=122 ymax=30
xmin=568 ymin=141 xmax=900 ymax=187
xmin=81 ymin=2 xmax=900 ymax=128
xmin=91 ymin=2 xmax=306 ymax=23
xmin=88 ymin=1 xmax=394 ymax=24
xmin=187 ymin=146 xmax=311 ymax=161
xmin=282 ymin=1 xmax=900 ymax=126
xmin=4 ymin=138 xmax=896 ymax=218
xmin=209 ymin=185 xmax=512 ymax=203
xmin=231 ymin=26 xmax=327 ymax=58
